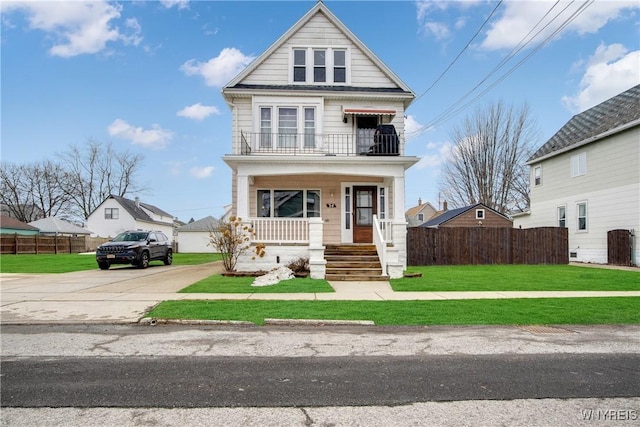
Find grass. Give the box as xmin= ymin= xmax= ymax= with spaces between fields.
xmin=147 ymin=297 xmax=640 ymax=326
xmin=180 ymin=275 xmax=334 ymax=293
xmin=392 ymin=265 xmax=640 ymax=292
xmin=0 ymin=253 xmax=222 ymax=274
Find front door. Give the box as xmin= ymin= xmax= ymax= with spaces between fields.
xmin=353 ymin=186 xmax=377 ymax=243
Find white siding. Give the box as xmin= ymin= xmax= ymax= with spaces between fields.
xmin=177 ymin=231 xmax=215 ymax=253
xmin=518 ymin=127 xmax=640 ymax=264
xmin=87 ymin=199 xmax=138 ymax=239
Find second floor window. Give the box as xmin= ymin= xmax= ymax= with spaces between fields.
xmin=534 ymin=166 xmax=542 ymax=186
xmin=105 ymin=208 xmax=119 ymax=219
xmin=258 ymin=105 xmax=317 ymax=150
xmin=571 ymin=152 xmax=587 ymax=177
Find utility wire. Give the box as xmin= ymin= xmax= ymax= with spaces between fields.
xmin=414 ymin=0 xmax=503 ymax=104
xmin=407 ymin=0 xmax=593 ymax=140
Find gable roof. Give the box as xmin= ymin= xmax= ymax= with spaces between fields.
xmin=107 ymin=195 xmax=173 ymax=224
xmin=177 ymin=216 xmax=220 ymax=232
xmin=528 ymin=84 xmax=640 ymax=164
xmin=405 ymin=201 xmax=436 ymax=218
xmin=28 ymin=217 xmax=92 ymax=235
xmin=0 ymin=215 xmax=39 ymax=231
xmin=420 ymin=203 xmax=510 ymax=227
xmin=223 ymin=2 xmax=414 ymax=98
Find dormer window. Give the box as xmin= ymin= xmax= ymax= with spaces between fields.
xmin=291 ymin=47 xmax=349 ymax=84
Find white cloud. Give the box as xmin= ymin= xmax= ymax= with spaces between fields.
xmin=562 ymin=44 xmax=640 ymax=113
xmin=190 ymin=166 xmax=214 ymax=178
xmin=480 ymin=1 xmax=639 ymax=51
xmin=177 ymin=103 xmax=220 ymax=120
xmin=1 ymin=1 xmax=142 ymax=57
xmin=425 ymin=21 xmax=451 ymax=40
xmin=181 ymin=47 xmax=256 ymax=88
xmin=160 ymin=0 xmax=189 ymax=10
xmin=415 ymin=141 xmax=453 ymax=170
xmin=107 ymin=119 xmax=173 ymax=149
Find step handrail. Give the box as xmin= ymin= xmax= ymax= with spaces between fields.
xmin=372 ymin=215 xmax=387 ymax=277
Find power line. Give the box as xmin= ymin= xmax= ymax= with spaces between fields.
xmin=407 ymin=0 xmax=594 ymax=140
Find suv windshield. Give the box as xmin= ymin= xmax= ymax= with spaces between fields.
xmin=112 ymin=232 xmax=149 ymax=242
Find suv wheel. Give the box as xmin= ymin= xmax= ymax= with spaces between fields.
xmin=138 ymin=251 xmax=150 ymax=269
xmin=98 ymin=262 xmax=110 ymax=270
xmin=164 ymin=249 xmax=173 ymax=266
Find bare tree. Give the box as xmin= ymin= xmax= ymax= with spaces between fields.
xmin=439 ymin=101 xmax=537 ymax=213
xmin=0 ymin=161 xmax=72 ymax=222
xmin=58 ymin=140 xmax=145 ymax=219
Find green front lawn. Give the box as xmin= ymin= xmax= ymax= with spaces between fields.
xmin=0 ymin=253 xmax=222 ymax=274
xmin=147 ymin=297 xmax=640 ymax=326
xmin=393 ymin=265 xmax=640 ymax=292
xmin=180 ymin=275 xmax=334 ymax=293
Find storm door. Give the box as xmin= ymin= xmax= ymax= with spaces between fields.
xmin=353 ymin=186 xmax=377 ymax=243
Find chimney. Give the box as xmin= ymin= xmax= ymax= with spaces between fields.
xmin=135 ymin=196 xmax=140 ymax=208
xmin=418 ymin=197 xmax=422 ymax=205
xmin=443 ymin=200 xmax=448 ymax=211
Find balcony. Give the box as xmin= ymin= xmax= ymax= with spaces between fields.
xmin=239 ymin=129 xmax=403 ymax=157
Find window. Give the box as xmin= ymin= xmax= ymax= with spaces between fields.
xmin=260 ymin=107 xmax=272 ymax=148
xmin=278 ymin=108 xmax=298 ymax=148
xmin=293 ymin=49 xmax=306 ymax=82
xmin=418 ymin=213 xmax=424 ymax=222
xmin=571 ymin=152 xmax=587 ymax=177
xmin=557 ymin=206 xmax=566 ymax=228
xmin=534 ymin=166 xmax=542 ymax=186
xmin=334 ymin=49 xmax=346 ymax=83
xmin=577 ymin=202 xmax=587 ymax=231
xmin=313 ymin=49 xmax=326 ymax=82
xmin=291 ymin=47 xmax=348 ymax=84
xmin=476 ymin=209 xmax=485 ymax=220
xmin=257 ymin=190 xmax=320 ymax=218
xmin=379 ymin=187 xmax=386 ymax=220
xmin=304 ymin=107 xmax=315 ymax=148
xmin=105 ymin=208 xmax=119 ymax=220
xmin=344 ymin=187 xmax=351 ymax=229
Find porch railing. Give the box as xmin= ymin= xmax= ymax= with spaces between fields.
xmin=373 ymin=215 xmax=387 ymax=277
xmin=238 ymin=131 xmax=403 ymax=157
xmin=251 ymin=218 xmax=309 ymax=243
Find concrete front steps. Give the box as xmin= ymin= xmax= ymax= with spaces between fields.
xmin=324 ymin=244 xmax=389 ymax=281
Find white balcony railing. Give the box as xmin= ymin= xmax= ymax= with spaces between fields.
xmin=251 ymin=218 xmax=309 ymax=243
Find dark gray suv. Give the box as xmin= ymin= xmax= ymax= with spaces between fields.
xmin=96 ymin=230 xmax=173 ymax=270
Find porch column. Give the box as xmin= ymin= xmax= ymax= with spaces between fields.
xmin=390 ymin=175 xmax=408 ymax=277
xmin=393 ymin=175 xmax=405 ymax=220
xmin=237 ymin=174 xmax=250 ymax=219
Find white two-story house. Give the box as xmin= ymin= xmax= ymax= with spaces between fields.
xmin=514 ymin=84 xmax=640 ymax=265
xmin=221 ymin=2 xmax=418 ymax=279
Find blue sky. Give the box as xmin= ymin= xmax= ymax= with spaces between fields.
xmin=2 ymin=0 xmax=639 ymax=222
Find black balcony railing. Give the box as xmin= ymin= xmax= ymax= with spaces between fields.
xmin=238 ymin=130 xmax=403 ymax=156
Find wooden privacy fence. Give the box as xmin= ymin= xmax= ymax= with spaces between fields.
xmin=607 ymin=229 xmax=633 ymax=266
xmin=407 ymin=227 xmax=568 ymax=266
xmin=0 ymin=235 xmax=108 ymax=254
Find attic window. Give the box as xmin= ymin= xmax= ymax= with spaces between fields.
xmin=476 ymin=209 xmax=485 ymax=220
xmin=291 ymin=47 xmax=349 ymax=85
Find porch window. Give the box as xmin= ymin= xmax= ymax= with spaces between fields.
xmin=379 ymin=187 xmax=386 ymax=219
xmin=260 ymin=107 xmax=272 ymax=148
xmin=258 ymin=189 xmax=321 ymax=218
xmin=344 ymin=187 xmax=351 ymax=229
xmin=304 ymin=108 xmax=316 ymax=148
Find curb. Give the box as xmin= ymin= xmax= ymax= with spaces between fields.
xmin=140 ymin=318 xmax=254 ymax=326
xmin=139 ymin=318 xmax=375 ymax=326
xmin=264 ymin=318 xmax=375 ymax=326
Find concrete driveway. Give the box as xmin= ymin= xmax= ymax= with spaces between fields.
xmin=0 ymin=262 xmax=223 ymax=324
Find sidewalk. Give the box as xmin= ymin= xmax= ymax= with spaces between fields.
xmin=1 ymin=261 xmax=639 ymax=324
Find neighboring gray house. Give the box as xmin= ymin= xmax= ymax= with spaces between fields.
xmin=87 ymin=195 xmax=175 ymax=241
xmin=514 ymin=84 xmax=640 ymax=264
xmin=29 ymin=217 xmax=92 ymax=237
xmin=175 ymin=216 xmax=221 ymax=253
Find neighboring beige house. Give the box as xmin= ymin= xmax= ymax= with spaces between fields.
xmin=405 ymin=198 xmax=438 ymax=227
xmin=175 ymin=216 xmax=220 ymax=253
xmin=514 ymin=84 xmax=640 ymax=265
xmin=87 ymin=195 xmax=175 ymax=241
xmin=221 ymin=2 xmax=418 ymax=279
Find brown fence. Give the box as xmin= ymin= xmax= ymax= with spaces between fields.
xmin=407 ymin=227 xmax=568 ymax=266
xmin=0 ymin=235 xmax=109 ymax=254
xmin=607 ymin=229 xmax=633 ymax=266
